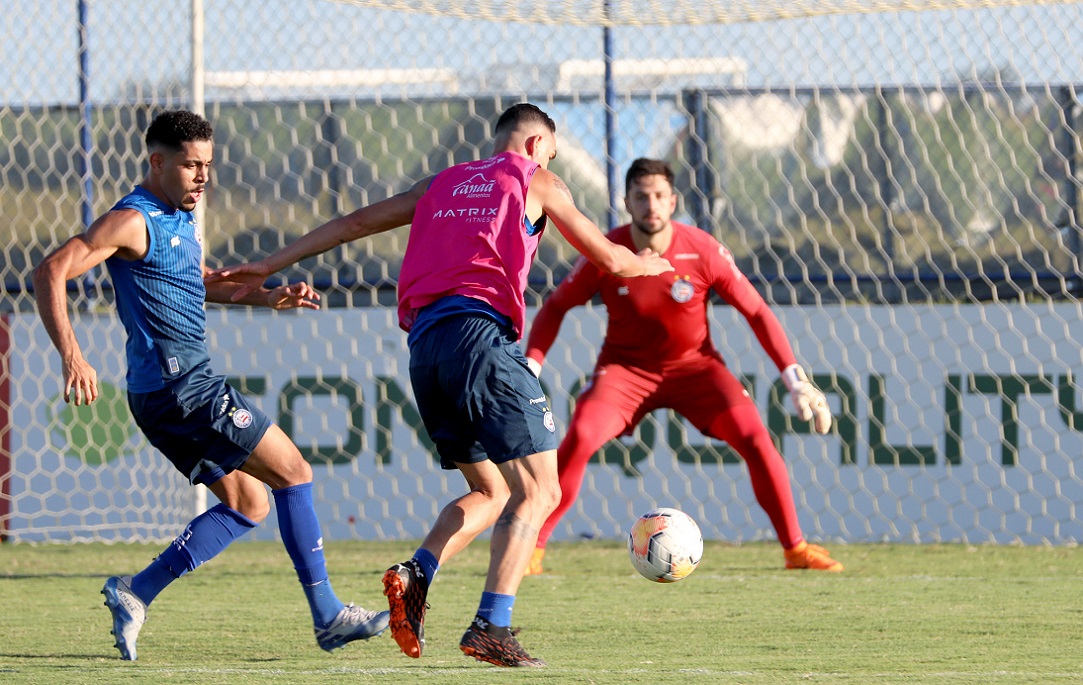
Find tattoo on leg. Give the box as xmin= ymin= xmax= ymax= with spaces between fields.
xmin=495 ymin=511 xmax=539 ymax=542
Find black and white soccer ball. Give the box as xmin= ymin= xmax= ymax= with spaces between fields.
xmin=627 ymin=507 xmax=703 ymax=582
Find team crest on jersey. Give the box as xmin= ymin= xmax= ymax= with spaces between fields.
xmin=671 ymin=276 xmax=694 ymax=303
xmin=231 ymin=408 xmax=253 ymax=429
xmin=543 ymin=410 xmax=556 ymax=433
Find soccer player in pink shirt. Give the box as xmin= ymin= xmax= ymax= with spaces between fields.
xmin=523 ymin=158 xmax=842 ymax=576
xmin=209 ymin=104 xmax=673 ymax=667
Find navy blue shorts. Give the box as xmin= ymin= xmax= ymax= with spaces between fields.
xmin=127 ymin=363 xmax=272 ymax=485
xmin=408 ymin=314 xmax=559 ymax=469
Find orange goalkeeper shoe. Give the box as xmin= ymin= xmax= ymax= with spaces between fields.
xmin=524 ymin=547 xmax=545 ymax=576
xmin=784 ymin=541 xmax=844 ymax=572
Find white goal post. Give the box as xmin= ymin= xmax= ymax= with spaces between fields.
xmin=1 ymin=0 xmax=1082 ymax=544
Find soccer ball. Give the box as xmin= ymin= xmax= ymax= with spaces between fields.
xmin=627 ymin=507 xmax=703 ymax=582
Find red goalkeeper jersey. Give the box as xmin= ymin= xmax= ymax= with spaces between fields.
xmin=525 ymin=222 xmax=796 ymax=373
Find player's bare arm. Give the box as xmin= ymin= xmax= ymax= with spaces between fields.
xmin=532 ymin=169 xmax=673 ymax=278
xmin=203 ymin=267 xmax=321 ymax=311
xmin=32 ymin=209 xmax=148 ymax=405
xmin=206 ymin=178 xmax=430 ymax=300
xmin=263 ymin=177 xmax=427 ymax=269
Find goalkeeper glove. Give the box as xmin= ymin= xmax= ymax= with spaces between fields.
xmin=781 ymin=364 xmax=832 ymax=434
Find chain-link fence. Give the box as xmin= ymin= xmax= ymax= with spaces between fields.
xmin=2 ymin=0 xmax=1082 ymax=544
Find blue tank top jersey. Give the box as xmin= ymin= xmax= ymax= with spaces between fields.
xmin=105 ymin=186 xmax=211 ymax=392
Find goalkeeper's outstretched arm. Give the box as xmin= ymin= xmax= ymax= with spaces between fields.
xmin=733 ymin=292 xmax=833 ymax=435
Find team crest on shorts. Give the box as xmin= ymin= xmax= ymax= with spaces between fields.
xmin=543 ymin=410 xmax=556 ymax=433
xmin=671 ymin=276 xmax=694 ymax=303
xmin=231 ymin=408 xmax=254 ymax=429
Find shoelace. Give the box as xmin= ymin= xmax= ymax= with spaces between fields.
xmin=339 ymin=603 xmax=380 ymax=623
xmin=401 ymin=566 xmax=431 ymax=610
xmin=499 ymin=628 xmax=534 ymax=659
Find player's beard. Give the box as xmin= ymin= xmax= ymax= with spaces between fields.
xmin=631 ymin=216 xmax=669 ymax=236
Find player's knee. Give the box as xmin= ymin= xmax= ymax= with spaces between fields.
xmin=476 ymin=480 xmax=511 ymax=508
xmin=738 ymin=427 xmax=779 ymax=464
xmin=538 ymin=477 xmax=561 ymax=517
xmin=264 ymin=451 xmax=313 ymax=489
xmin=247 ymin=427 xmax=315 ymax=489
xmin=236 ymin=493 xmax=271 ymax=524
xmin=518 ymin=476 xmax=560 ymax=519
xmin=564 ymin=420 xmax=595 ymax=447
xmin=283 ymin=456 xmax=313 ymax=487
xmin=562 ymin=423 xmax=610 ymax=463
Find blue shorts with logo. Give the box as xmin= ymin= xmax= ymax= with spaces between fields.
xmin=127 ymin=362 xmax=272 ymax=486
xmin=408 ymin=310 xmax=559 ymax=469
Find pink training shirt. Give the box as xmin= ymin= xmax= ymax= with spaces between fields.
xmin=398 ymin=151 xmax=544 ymax=337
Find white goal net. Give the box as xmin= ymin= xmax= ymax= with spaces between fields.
xmin=1 ymin=0 xmax=1082 ymax=545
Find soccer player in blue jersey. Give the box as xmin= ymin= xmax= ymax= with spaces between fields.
xmin=32 ymin=110 xmax=389 ymax=660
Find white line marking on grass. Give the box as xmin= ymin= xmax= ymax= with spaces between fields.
xmin=110 ymin=667 xmax=1083 ymax=680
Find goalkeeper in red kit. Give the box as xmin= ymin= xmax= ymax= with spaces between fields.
xmin=524 ymin=158 xmax=842 ymax=574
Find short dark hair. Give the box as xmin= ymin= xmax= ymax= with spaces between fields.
xmin=495 ymin=103 xmax=556 ymax=137
xmin=625 ymin=158 xmax=674 ymax=194
xmin=145 ymin=110 xmax=213 ymax=152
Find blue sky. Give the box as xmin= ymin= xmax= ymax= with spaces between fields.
xmin=6 ymin=1 xmax=1082 ymax=107
xmin=4 ymin=1 xmax=1080 ymax=188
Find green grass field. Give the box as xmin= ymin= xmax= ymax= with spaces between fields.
xmin=2 ymin=540 xmax=1081 ymax=684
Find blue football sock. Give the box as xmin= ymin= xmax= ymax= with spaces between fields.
xmin=129 ymin=556 xmax=176 ymax=607
xmin=477 ymin=591 xmax=516 ymax=628
xmin=413 ymin=547 xmax=439 ymax=583
xmin=273 ymin=482 xmax=343 ymax=626
xmin=301 ymin=579 xmax=345 ymax=627
xmin=131 ymin=503 xmax=257 ymax=605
